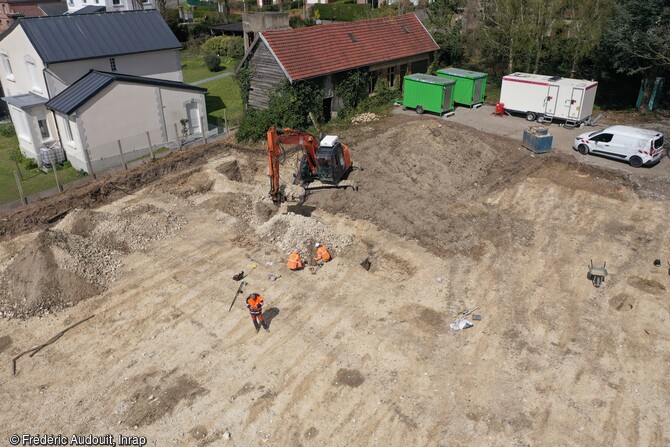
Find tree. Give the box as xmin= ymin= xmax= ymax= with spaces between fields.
xmin=600 ymin=0 xmax=670 ymax=110
xmin=427 ymin=0 xmax=465 ymax=69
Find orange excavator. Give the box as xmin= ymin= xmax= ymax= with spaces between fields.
xmin=267 ymin=127 xmax=355 ymax=204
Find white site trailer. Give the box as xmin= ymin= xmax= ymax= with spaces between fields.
xmin=500 ymin=72 xmax=598 ymax=126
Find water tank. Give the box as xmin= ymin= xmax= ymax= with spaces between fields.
xmin=40 ymin=146 xmax=66 ymax=168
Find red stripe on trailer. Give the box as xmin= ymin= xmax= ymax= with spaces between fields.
xmin=503 ymin=78 xmax=550 ymax=87
xmin=585 ymin=82 xmax=598 ymax=91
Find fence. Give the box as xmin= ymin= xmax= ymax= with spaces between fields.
xmin=1 ymin=118 xmax=228 ymax=211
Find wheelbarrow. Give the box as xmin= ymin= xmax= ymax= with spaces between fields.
xmin=587 ymin=260 xmax=608 ymax=288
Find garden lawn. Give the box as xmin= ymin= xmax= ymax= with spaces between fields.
xmin=0 ymin=134 xmax=81 ymax=205
xmin=181 ymin=53 xmax=239 ymax=84
xmin=202 ymin=75 xmax=243 ymax=125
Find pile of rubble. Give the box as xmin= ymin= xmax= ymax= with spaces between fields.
xmin=256 ymin=212 xmax=354 ymax=255
xmin=351 ymin=113 xmax=379 ymax=124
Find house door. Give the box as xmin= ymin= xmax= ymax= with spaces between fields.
xmin=545 ymin=85 xmax=559 ymax=115
xmin=186 ymin=102 xmax=201 ymax=135
xmin=567 ymin=88 xmax=584 ymax=120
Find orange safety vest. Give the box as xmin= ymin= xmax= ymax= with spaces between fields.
xmin=315 ymin=246 xmax=331 ymax=261
xmin=246 ymin=294 xmax=264 ymax=315
xmin=287 ymin=252 xmax=303 ymax=270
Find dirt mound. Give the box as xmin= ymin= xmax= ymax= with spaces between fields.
xmin=57 ymin=204 xmax=185 ymax=252
xmin=306 ymin=120 xmax=536 ymax=258
xmin=0 ymin=229 xmax=120 ymax=318
xmin=256 ymin=212 xmax=355 ymax=254
xmin=217 ymin=160 xmax=243 ymax=182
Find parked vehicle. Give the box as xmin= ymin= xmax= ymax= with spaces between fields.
xmin=573 ymin=125 xmax=664 ymax=167
xmin=403 ymin=74 xmax=455 ymax=116
xmin=500 ymin=72 xmax=598 ymax=126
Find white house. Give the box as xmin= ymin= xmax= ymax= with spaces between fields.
xmin=0 ymin=11 xmax=208 ymax=172
xmin=66 ymin=0 xmax=156 ymax=15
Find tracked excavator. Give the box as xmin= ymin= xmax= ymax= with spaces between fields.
xmin=267 ymin=127 xmax=356 ymax=205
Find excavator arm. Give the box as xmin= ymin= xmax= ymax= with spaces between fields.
xmin=267 ymin=127 xmax=320 ymax=204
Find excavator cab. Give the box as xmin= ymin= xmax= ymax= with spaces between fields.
xmin=316 ymin=135 xmax=348 ymax=183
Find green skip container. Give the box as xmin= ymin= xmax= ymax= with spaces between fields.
xmin=403 ymin=74 xmax=455 ymax=116
xmin=436 ymin=68 xmax=487 ymax=107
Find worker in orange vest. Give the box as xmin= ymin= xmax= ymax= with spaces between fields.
xmin=246 ymin=293 xmax=269 ymax=333
xmin=314 ymin=242 xmax=331 ymax=265
xmin=287 ymin=249 xmax=303 ymax=270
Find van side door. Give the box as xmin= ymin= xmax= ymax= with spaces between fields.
xmin=590 ymin=133 xmax=621 ymax=158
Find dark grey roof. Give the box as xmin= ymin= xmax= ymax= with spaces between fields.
xmin=2 ymin=11 xmax=180 ymax=64
xmin=2 ymin=92 xmax=49 ymax=109
xmin=210 ymin=22 xmax=243 ymax=33
xmin=46 ymin=70 xmax=206 ymax=114
xmin=69 ymin=5 xmax=106 ymax=14
xmin=37 ymin=3 xmax=69 ymax=16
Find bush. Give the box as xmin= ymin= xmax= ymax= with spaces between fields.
xmin=289 ymin=0 xmax=303 ymax=8
xmin=227 ymin=37 xmax=245 ymax=59
xmin=204 ymin=53 xmax=221 ymax=72
xmin=312 ymin=3 xmax=371 ymax=21
xmin=290 ymin=15 xmax=316 ymax=28
xmin=202 ymin=36 xmax=230 ymax=56
xmin=236 ymin=108 xmax=276 ymax=142
xmin=24 ymin=158 xmax=38 ymax=170
xmin=0 ymin=123 xmax=15 ymax=137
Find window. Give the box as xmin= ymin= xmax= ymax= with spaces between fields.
xmin=11 ymin=107 xmax=30 ymax=141
xmin=26 ymin=60 xmax=41 ymax=93
xmin=63 ymin=119 xmax=74 ymax=144
xmin=109 ymin=57 xmax=117 ymax=72
xmin=112 ymin=0 xmax=121 ymax=5
xmin=386 ymin=66 xmax=396 ymax=88
xmin=38 ymin=118 xmax=50 ymax=139
xmin=592 ymin=133 xmax=613 ymax=143
xmin=1 ymin=54 xmax=14 ymax=81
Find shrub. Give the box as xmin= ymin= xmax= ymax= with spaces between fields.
xmin=0 ymin=123 xmax=15 ymax=137
xmin=202 ymin=36 xmax=231 ymax=56
xmin=335 ymin=69 xmax=370 ymax=118
xmin=204 ymin=53 xmax=221 ymax=72
xmin=236 ymin=108 xmax=276 ymax=142
xmin=290 ymin=15 xmax=316 ymax=28
xmin=312 ymin=3 xmax=370 ymax=21
xmin=23 ymin=158 xmax=38 ymax=170
xmin=235 ymin=64 xmax=252 ymax=108
xmin=227 ymin=37 xmax=245 ymax=59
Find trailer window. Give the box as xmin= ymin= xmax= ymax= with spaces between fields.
xmin=654 ymin=136 xmax=664 ymax=149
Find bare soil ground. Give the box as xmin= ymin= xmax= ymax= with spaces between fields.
xmin=1 ymin=114 xmax=670 ymax=446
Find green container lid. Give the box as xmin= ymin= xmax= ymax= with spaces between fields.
xmin=405 ymin=73 xmax=455 ymax=85
xmin=437 ymin=68 xmax=487 ymax=79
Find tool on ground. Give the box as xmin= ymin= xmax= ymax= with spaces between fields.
xmin=587 ymin=260 xmax=608 ymax=288
xmin=472 ymin=314 xmax=482 ymax=321
xmin=453 ymin=306 xmax=478 ymax=321
xmin=668 ymin=261 xmax=670 ymax=276
xmin=267 ymin=273 xmax=281 ymax=281
xmin=232 ymin=271 xmax=245 ymax=281
xmin=267 ymin=127 xmax=357 ymax=205
xmin=309 ymin=264 xmax=323 ymax=275
xmin=229 ymin=280 xmax=248 ymax=312
xmin=654 ymin=259 xmax=661 ymax=267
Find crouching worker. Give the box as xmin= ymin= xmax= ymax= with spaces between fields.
xmin=287 ymin=249 xmax=304 ymax=271
xmin=246 ymin=293 xmax=269 ymax=333
xmin=314 ymin=242 xmax=331 ymax=265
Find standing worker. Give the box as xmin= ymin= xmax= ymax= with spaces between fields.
xmin=314 ymin=242 xmax=331 ymax=265
xmin=246 ymin=292 xmax=269 ymax=333
xmin=287 ymin=249 xmax=304 ymax=271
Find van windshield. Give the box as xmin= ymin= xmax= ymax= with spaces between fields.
xmin=654 ymin=136 xmax=664 ymax=149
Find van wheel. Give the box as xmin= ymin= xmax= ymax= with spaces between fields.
xmin=526 ymin=112 xmax=536 ymax=121
xmin=416 ymin=105 xmax=424 ymax=115
xmin=629 ymin=156 xmax=643 ymax=168
xmin=578 ymin=144 xmax=589 ymax=155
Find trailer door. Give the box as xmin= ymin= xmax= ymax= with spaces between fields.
xmin=473 ymin=78 xmax=483 ymax=103
xmin=544 ymin=85 xmax=559 ymax=115
xmin=443 ymin=85 xmax=452 ymax=112
xmin=568 ymin=88 xmax=584 ymax=120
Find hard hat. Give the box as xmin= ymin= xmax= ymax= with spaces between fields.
xmin=293 ymin=248 xmax=299 ymax=253
xmin=315 ymin=242 xmax=321 ymax=248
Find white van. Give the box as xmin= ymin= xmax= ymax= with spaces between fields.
xmin=573 ymin=125 xmax=664 ymax=167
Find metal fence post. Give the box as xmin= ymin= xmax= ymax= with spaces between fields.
xmin=117 ymin=140 xmax=127 ymax=170
xmin=14 ymin=170 xmax=27 ymax=205
xmin=146 ymin=131 xmax=155 ymax=160
xmin=52 ymin=164 xmax=63 ymax=192
xmin=175 ymin=123 xmax=181 ymax=148
xmin=200 ymin=115 xmax=207 ymax=144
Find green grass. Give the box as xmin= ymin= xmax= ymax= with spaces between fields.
xmin=0 ymin=134 xmax=81 ymax=205
xmin=202 ymin=75 xmax=243 ymax=125
xmin=181 ymin=53 xmax=239 ymax=84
